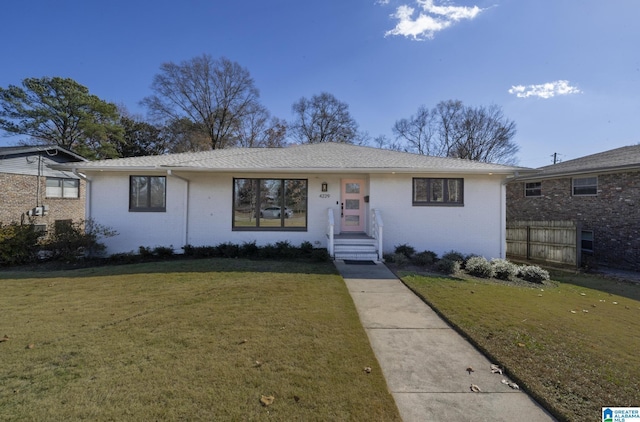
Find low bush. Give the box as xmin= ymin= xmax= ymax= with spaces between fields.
xmin=394 ymin=244 xmax=415 ymax=259
xmin=436 ymin=258 xmax=460 ymax=274
xmin=44 ymin=219 xmax=117 ymax=261
xmin=441 ymin=250 xmax=465 ymax=263
xmin=392 ymin=253 xmax=409 ymax=268
xmin=413 ymin=250 xmax=437 ymax=267
xmin=465 ymin=256 xmax=494 ymax=278
xmin=240 ymin=241 xmax=259 ymax=258
xmin=0 ymin=223 xmax=41 ymax=266
xmin=518 ymin=265 xmax=550 ymax=283
xmin=310 ymin=248 xmax=331 ymax=262
xmin=491 ymin=258 xmax=519 ymax=280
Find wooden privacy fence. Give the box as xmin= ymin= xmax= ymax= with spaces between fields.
xmin=506 ymin=220 xmax=581 ymax=267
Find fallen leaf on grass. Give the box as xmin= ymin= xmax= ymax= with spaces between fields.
xmin=260 ymin=395 xmax=275 ymax=406
xmin=490 ymin=364 xmax=503 ymax=374
xmin=570 ymin=310 xmax=577 ymax=314
xmin=517 ymin=342 xmax=525 ymax=347
xmin=238 ymin=339 xmax=248 ymax=345
xmin=363 ymin=366 xmax=372 ymax=374
xmin=294 ymin=395 xmax=300 ymax=402
xmin=26 ymin=343 xmax=35 ymax=349
xmin=1 ymin=335 xmax=9 ymax=342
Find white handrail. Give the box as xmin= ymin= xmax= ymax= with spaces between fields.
xmin=371 ymin=208 xmax=384 ymax=260
xmin=327 ymin=208 xmax=335 ymax=258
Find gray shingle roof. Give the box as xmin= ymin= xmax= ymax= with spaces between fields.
xmin=523 ymin=144 xmax=640 ymax=179
xmin=52 ymin=142 xmax=530 ymax=174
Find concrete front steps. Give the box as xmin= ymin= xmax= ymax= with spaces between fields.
xmin=333 ymin=234 xmax=379 ymax=261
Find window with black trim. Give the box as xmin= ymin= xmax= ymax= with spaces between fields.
xmin=572 ymin=177 xmax=597 ymax=196
xmin=413 ymin=178 xmax=463 ymax=205
xmin=129 ymin=176 xmax=166 ymax=212
xmin=46 ymin=177 xmax=79 ymax=198
xmin=233 ymin=178 xmax=307 ymax=230
xmin=525 ymin=182 xmax=541 ymax=197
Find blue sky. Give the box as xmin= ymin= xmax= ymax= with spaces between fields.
xmin=1 ymin=0 xmax=639 ymax=168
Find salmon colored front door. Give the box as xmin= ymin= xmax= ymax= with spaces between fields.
xmin=341 ymin=179 xmax=365 ymax=232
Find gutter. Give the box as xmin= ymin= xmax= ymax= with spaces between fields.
xmin=167 ymin=169 xmax=191 ymax=250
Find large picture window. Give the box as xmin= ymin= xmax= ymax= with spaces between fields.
xmin=130 ymin=176 xmax=166 ymax=212
xmin=46 ymin=177 xmax=79 ymax=198
xmin=413 ymin=178 xmax=463 ymax=206
xmin=233 ymin=178 xmax=307 ymax=230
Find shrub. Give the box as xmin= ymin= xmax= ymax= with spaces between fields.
xmin=518 ymin=265 xmax=550 ymax=283
xmin=413 ymin=250 xmax=437 ymax=267
xmin=392 ymin=253 xmax=409 ymax=268
xmin=394 ymin=244 xmax=416 ymax=259
xmin=465 ymin=256 xmax=494 ymax=278
xmin=0 ymin=223 xmax=41 ymax=266
xmin=275 ymin=240 xmax=298 ymax=258
xmin=441 ymin=250 xmax=465 ymax=263
xmin=217 ymin=242 xmax=240 ymax=258
xmin=310 ymin=248 xmax=331 ymax=262
xmin=240 ymin=241 xmax=259 ymax=258
xmin=436 ymin=258 xmax=460 ymax=274
xmin=153 ymin=246 xmax=175 ymax=258
xmin=383 ymin=253 xmax=396 ymax=263
xmin=44 ymin=219 xmax=117 ymax=261
xmin=182 ymin=245 xmax=217 ymax=258
xmin=258 ymin=243 xmax=278 ymax=259
xmin=139 ymin=246 xmax=154 ymax=258
xmin=299 ymin=241 xmax=314 ymax=256
xmin=491 ymin=258 xmax=518 ymax=280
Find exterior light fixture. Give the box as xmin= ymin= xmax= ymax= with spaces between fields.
xmin=321 ymin=182 xmax=328 ymax=192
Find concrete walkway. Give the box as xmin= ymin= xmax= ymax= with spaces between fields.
xmin=334 ymin=260 xmax=556 ymax=422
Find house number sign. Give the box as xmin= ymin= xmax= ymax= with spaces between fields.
xmin=319 ymin=194 xmax=331 ymax=198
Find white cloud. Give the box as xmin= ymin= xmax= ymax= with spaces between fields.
xmin=508 ymin=80 xmax=582 ymax=99
xmin=385 ymin=0 xmax=485 ymax=40
xmin=375 ymin=0 xmax=390 ymax=5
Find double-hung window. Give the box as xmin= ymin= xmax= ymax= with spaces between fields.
xmin=129 ymin=176 xmax=166 ymax=212
xmin=525 ymin=182 xmax=542 ymax=197
xmin=233 ymin=178 xmax=307 ymax=230
xmin=572 ymin=177 xmax=597 ymax=196
xmin=46 ymin=177 xmax=79 ymax=198
xmin=413 ymin=178 xmax=463 ymax=206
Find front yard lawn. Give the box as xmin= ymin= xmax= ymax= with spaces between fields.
xmin=0 ymin=259 xmax=400 ymax=421
xmin=401 ymin=270 xmax=640 ymax=422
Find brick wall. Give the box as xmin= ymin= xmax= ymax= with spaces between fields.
xmin=0 ymin=173 xmax=86 ymax=234
xmin=506 ymin=171 xmax=640 ymax=270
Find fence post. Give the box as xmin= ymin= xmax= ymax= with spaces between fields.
xmin=526 ymin=225 xmax=531 ymax=260
xmin=575 ymin=222 xmax=582 ymax=268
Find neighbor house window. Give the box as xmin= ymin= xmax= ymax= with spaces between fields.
xmin=233 ymin=178 xmax=307 ymax=230
xmin=525 ymin=182 xmax=541 ymax=197
xmin=572 ymin=177 xmax=597 ymax=196
xmin=581 ymin=230 xmax=594 ymax=253
xmin=413 ymin=178 xmax=463 ymax=206
xmin=46 ymin=177 xmax=79 ymax=198
xmin=129 ymin=176 xmax=166 ymax=212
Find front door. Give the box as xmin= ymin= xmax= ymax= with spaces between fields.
xmin=341 ymin=179 xmax=365 ymax=232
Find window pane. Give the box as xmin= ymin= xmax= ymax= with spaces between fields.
xmin=447 ymin=179 xmax=460 ymax=202
xmin=130 ymin=177 xmax=149 ymax=208
xmin=63 ymin=179 xmax=79 ymax=198
xmin=345 ymin=183 xmax=360 ymax=194
xmin=149 ymin=177 xmax=166 ymax=208
xmin=345 ymin=215 xmax=360 ymax=226
xmin=413 ymin=179 xmax=427 ymax=202
xmin=46 ymin=178 xmax=62 ymax=198
xmin=525 ymin=182 xmax=541 ymax=197
xmin=234 ymin=179 xmax=257 ymax=227
xmin=259 ymin=179 xmax=282 ymax=227
xmin=284 ymin=179 xmax=307 ymax=228
xmin=581 ymin=231 xmax=594 ymax=251
xmin=345 ymin=199 xmax=359 ymax=210
xmin=431 ymin=179 xmax=444 ymax=202
xmin=573 ymin=177 xmax=597 ymax=195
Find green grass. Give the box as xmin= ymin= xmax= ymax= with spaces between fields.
xmin=401 ymin=270 xmax=640 ymax=422
xmin=0 ymin=259 xmax=400 ymax=421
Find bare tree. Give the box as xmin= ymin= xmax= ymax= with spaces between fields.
xmin=234 ymin=104 xmax=288 ymax=148
xmin=393 ymin=100 xmax=519 ymax=164
xmin=141 ymin=54 xmax=261 ymax=150
xmin=392 ymin=105 xmax=435 ymax=155
xmin=290 ymin=92 xmax=358 ymax=144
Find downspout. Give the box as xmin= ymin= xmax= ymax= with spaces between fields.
xmin=73 ymin=169 xmax=91 ymax=221
xmin=167 ymin=170 xmax=190 ymax=250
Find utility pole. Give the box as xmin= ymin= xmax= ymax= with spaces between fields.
xmin=552 ymin=152 xmax=558 ymax=164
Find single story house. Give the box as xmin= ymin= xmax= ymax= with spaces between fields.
xmin=53 ymin=142 xmax=529 ymax=260
xmin=0 ymin=145 xmax=87 ymax=235
xmin=507 ymin=144 xmax=640 ymax=271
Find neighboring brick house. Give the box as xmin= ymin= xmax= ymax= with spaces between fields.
xmin=507 ymin=144 xmax=640 ymax=271
xmin=0 ymin=146 xmax=87 ymax=235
